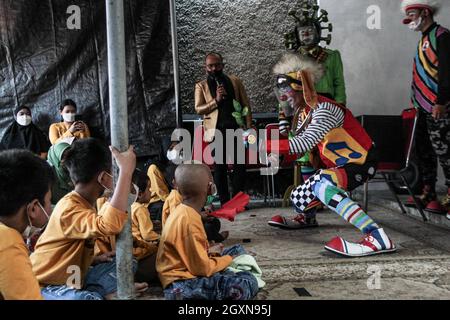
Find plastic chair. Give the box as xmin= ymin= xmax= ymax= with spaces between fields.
xmin=361 ymin=110 xmax=427 ymax=221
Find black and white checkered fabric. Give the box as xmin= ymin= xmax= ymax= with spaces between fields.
xmin=290 ymin=174 xmax=322 ymax=212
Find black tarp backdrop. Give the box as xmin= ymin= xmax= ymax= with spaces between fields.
xmin=0 ymin=0 xmax=176 ymax=157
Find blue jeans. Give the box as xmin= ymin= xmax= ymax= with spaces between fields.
xmin=164 ymin=245 xmax=258 ymax=300
xmin=221 ymin=244 xmax=247 ymax=257
xmin=41 ymin=258 xmax=137 ymax=300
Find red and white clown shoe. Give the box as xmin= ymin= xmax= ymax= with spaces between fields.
xmin=324 ymin=228 xmax=397 ymax=257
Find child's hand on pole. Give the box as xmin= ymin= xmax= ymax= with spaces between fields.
xmin=110 ymin=145 xmax=136 ymax=176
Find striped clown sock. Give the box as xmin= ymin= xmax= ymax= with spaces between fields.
xmin=312 ymin=172 xmax=379 ymax=234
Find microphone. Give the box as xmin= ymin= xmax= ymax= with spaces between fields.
xmin=214 ymin=76 xmax=227 ymax=100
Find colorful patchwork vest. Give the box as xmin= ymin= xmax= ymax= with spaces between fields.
xmin=411 ymin=24 xmax=449 ymax=113
xmin=301 ymin=96 xmax=373 ymax=168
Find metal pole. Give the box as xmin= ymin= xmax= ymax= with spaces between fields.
xmin=169 ymin=0 xmax=182 ymax=128
xmin=105 ymin=0 xmax=134 ymax=299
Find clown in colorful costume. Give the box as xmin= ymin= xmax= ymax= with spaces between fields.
xmin=281 ymin=0 xmax=347 ymax=189
xmin=401 ymin=0 xmax=450 ymax=216
xmin=268 ymin=53 xmax=396 ymax=257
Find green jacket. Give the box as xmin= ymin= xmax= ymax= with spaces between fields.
xmin=315 ymin=48 xmax=347 ymax=105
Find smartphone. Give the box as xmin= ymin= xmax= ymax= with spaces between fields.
xmin=75 ymin=115 xmax=83 ymax=122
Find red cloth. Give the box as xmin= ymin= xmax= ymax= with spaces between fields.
xmin=266 ymin=138 xmax=289 ymax=155
xmin=208 ymin=192 xmax=250 ymax=221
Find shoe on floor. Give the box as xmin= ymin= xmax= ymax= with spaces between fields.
xmin=424 ymin=200 xmax=446 ymax=214
xmin=405 ymin=188 xmax=437 ymax=208
xmin=405 ymin=195 xmax=425 ymax=208
xmin=324 ymin=228 xmax=396 ymax=257
xmin=268 ymin=214 xmax=319 ymax=229
xmin=441 ymin=194 xmax=450 ymax=210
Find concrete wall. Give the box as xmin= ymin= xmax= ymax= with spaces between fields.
xmin=177 ymin=0 xmax=450 ymax=116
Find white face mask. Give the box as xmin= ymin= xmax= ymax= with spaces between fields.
xmin=409 ymin=17 xmax=423 ymax=31
xmin=62 ymin=113 xmax=76 ymax=123
xmin=167 ymin=149 xmax=178 ymax=161
xmin=98 ymin=172 xmax=114 ymax=197
xmin=22 ymin=202 xmax=50 ymax=239
xmin=129 ymin=183 xmax=139 ymax=205
xmin=208 ymin=182 xmax=218 ymax=197
xmin=17 ymin=115 xmax=32 ymax=126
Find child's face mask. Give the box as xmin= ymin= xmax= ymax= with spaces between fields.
xmin=208 ymin=181 xmax=218 ymax=196
xmin=98 ymin=171 xmax=114 ymax=197
xmin=22 ymin=202 xmax=50 ymax=239
xmin=167 ymin=149 xmax=178 ymax=161
xmin=129 ymin=183 xmax=139 ymax=205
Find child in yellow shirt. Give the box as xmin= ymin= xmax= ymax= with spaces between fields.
xmin=131 ymin=169 xmax=159 ymax=282
xmin=94 ymin=171 xmax=159 ymax=284
xmin=156 ymin=164 xmax=258 ymax=300
xmin=0 ymin=150 xmax=54 ymax=300
xmin=31 ymin=138 xmax=147 ymax=300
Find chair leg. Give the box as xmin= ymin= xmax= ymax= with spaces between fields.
xmin=271 ymin=171 xmax=276 ymax=207
xmin=399 ymin=174 xmax=428 ymax=222
xmin=363 ymin=181 xmax=369 ymax=213
xmin=263 ymin=174 xmax=268 ymax=204
xmin=266 ymin=173 xmax=271 ymax=207
xmin=381 ymin=173 xmax=407 ymax=214
xmin=283 ymin=185 xmax=295 ymax=207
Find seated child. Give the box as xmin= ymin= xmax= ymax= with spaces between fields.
xmin=156 ymin=164 xmax=258 ymax=300
xmin=132 ymin=169 xmax=160 ymax=244
xmin=131 ymin=169 xmax=159 ymax=282
xmin=162 ymin=164 xmax=228 ymax=243
xmin=30 ymin=138 xmax=148 ymax=300
xmin=0 ymin=149 xmax=54 ymax=300
xmin=146 ymin=137 xmax=183 ymax=225
xmin=94 ymin=169 xmax=159 ymax=283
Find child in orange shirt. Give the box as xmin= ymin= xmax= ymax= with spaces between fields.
xmin=94 ymin=170 xmax=159 ymax=284
xmin=162 ymin=164 xmax=228 ymax=242
xmin=31 ymin=138 xmax=147 ymax=300
xmin=0 ymin=150 xmax=54 ymax=300
xmin=156 ymin=164 xmax=258 ymax=300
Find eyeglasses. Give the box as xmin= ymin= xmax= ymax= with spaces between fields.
xmin=206 ymin=63 xmax=224 ymax=68
xmin=276 ymin=75 xmax=302 ymax=89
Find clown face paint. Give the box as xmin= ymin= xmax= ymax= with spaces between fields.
xmin=297 ymin=26 xmax=319 ymax=47
xmin=274 ymin=86 xmax=297 ymax=117
xmin=404 ymin=9 xmax=424 ymax=32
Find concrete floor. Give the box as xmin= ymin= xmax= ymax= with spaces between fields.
xmin=140 ymin=202 xmax=450 ymax=300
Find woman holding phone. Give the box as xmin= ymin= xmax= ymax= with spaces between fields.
xmin=49 ymin=99 xmax=90 ymax=145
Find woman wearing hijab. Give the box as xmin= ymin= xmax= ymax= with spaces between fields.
xmin=47 ymin=141 xmax=74 ymax=204
xmin=0 ymin=105 xmax=50 ymax=158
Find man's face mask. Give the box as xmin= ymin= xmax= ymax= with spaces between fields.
xmin=206 ymin=60 xmax=224 ymax=79
xmin=22 ymin=202 xmax=50 ymax=239
xmin=207 ymin=69 xmax=224 ymax=79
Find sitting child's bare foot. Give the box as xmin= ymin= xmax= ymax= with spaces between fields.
xmin=220 ymin=231 xmax=229 ymax=241
xmin=134 ymin=282 xmax=149 ymax=296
